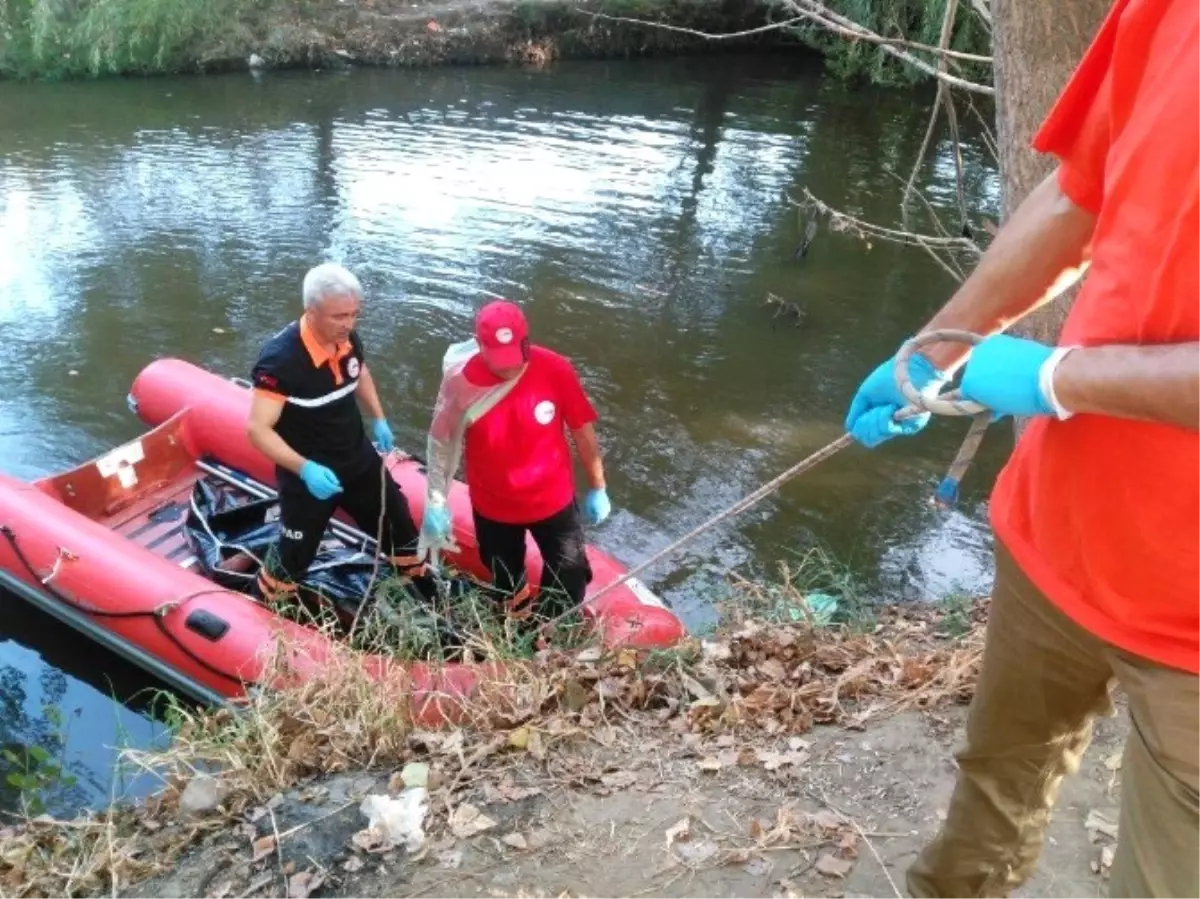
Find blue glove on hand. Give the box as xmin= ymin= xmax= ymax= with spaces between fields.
xmin=583 ymin=488 xmax=611 ymax=525
xmin=959 ymin=334 xmax=1056 ymax=418
xmin=845 ymin=349 xmax=946 ymax=448
xmin=299 ymin=460 xmax=342 ymax=500
xmin=422 ymin=505 xmax=451 ymax=540
xmin=370 ymin=418 xmax=395 ymax=452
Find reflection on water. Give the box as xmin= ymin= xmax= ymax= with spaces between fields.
xmin=0 ymin=53 xmax=1006 ymax=812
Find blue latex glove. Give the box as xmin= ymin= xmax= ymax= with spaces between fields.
xmin=299 ymin=460 xmax=342 ymax=500
xmin=422 ymin=505 xmax=451 ymax=540
xmin=583 ymin=488 xmax=611 ymax=525
xmin=845 ymin=349 xmax=946 ymax=448
xmin=959 ymin=334 xmax=1056 ymax=418
xmin=370 ymin=418 xmax=395 ymax=452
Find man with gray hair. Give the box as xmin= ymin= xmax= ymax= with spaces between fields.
xmin=246 ymin=262 xmax=434 ymax=605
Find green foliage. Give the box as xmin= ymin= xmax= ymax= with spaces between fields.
xmin=937 ymin=591 xmax=975 ymax=638
xmin=0 ymin=0 xmax=989 ymax=85
xmin=1 ymin=704 xmax=77 ymax=816
xmin=775 ymin=0 xmax=991 ymax=87
xmin=1 ymin=0 xmax=238 ymax=79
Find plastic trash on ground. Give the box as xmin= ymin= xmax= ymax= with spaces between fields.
xmin=790 ymin=592 xmax=839 ymax=625
xmin=359 ymin=787 xmax=428 ymax=852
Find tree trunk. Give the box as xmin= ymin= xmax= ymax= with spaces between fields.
xmin=990 ymin=0 xmax=1110 ymax=435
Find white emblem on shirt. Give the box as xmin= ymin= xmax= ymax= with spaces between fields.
xmin=534 ymin=400 xmax=556 ymax=425
xmin=347 ymin=357 xmax=360 ymax=378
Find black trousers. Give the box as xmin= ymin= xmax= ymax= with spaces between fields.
xmin=473 ymin=501 xmax=593 ymax=619
xmin=260 ymin=450 xmax=429 ymax=597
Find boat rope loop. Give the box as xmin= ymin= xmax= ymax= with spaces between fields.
xmin=549 ymin=329 xmax=993 ymax=624
xmin=0 ymin=524 xmax=258 ymax=688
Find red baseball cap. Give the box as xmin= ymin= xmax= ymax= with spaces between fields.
xmin=475 ymin=299 xmax=529 ymax=369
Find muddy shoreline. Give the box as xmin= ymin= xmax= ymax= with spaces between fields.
xmin=229 ymin=0 xmax=790 ymax=75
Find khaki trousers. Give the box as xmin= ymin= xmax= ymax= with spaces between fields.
xmin=907 ymin=542 xmax=1199 ymax=898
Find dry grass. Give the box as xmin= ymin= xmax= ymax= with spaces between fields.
xmin=0 ymin=575 xmax=986 ymax=899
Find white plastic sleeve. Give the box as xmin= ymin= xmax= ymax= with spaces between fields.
xmin=1038 ymin=345 xmax=1080 ymax=420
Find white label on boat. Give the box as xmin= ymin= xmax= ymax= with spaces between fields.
xmin=625 ymin=576 xmax=666 ymax=608
xmin=96 ymin=440 xmax=146 ymax=489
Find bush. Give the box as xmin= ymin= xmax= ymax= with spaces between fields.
xmin=782 ymin=0 xmax=991 ymax=87
xmin=1 ymin=0 xmax=237 ymax=79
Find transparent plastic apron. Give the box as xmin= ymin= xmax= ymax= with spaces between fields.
xmin=418 ymin=338 xmax=526 ymax=562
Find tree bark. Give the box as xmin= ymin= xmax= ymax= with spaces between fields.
xmin=990 ymin=0 xmax=1109 ymax=436
xmin=991 ymin=0 xmax=1109 ymax=340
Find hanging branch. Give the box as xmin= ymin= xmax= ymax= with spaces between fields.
xmin=578 ymin=0 xmax=999 ymax=281
xmin=578 ymin=11 xmax=810 ymax=41
xmin=901 ymin=0 xmax=963 ymax=230
xmin=969 ymin=0 xmax=993 ymax=30
xmin=796 ymin=189 xmax=980 ymax=283
xmin=778 ymin=0 xmax=994 ymax=95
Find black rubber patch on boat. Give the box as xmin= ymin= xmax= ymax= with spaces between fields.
xmin=185 ymin=609 xmax=230 ymax=642
xmin=148 ymin=501 xmax=185 ymax=524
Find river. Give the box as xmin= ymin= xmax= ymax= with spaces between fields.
xmin=0 ymin=51 xmax=1006 ymax=815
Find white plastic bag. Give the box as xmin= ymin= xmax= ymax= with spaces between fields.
xmin=359 ymin=788 xmax=428 ymax=852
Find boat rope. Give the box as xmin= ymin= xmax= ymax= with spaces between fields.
xmin=545 ymin=328 xmax=992 ymax=627
xmin=348 ymin=447 xmax=397 ymax=640
xmin=0 ymin=524 xmax=261 ymax=688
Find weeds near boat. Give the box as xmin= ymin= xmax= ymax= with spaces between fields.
xmin=0 ymin=570 xmax=986 ymax=898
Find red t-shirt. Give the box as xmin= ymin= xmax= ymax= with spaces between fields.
xmin=459 ymin=346 xmax=598 ymax=524
xmin=990 ymin=0 xmax=1199 ymax=673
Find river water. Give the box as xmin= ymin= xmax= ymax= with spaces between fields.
xmin=0 ymin=52 xmax=1005 ymax=814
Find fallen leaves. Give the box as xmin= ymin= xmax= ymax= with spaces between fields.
xmin=665 ymin=818 xmax=691 ymax=847
xmin=815 ymin=852 xmax=854 ymax=878
xmin=1084 ymin=809 xmax=1119 ymax=880
xmin=0 ymin=598 xmax=991 ymax=899
xmin=448 ymin=804 xmax=497 ymax=840
xmin=286 ymin=870 xmax=324 ymax=898
xmin=501 ymin=832 xmax=528 ymax=850
xmin=1085 ymin=809 xmax=1119 ymax=843
xmin=250 ymin=835 xmax=277 ymax=863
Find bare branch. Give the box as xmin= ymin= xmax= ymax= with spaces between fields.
xmin=780 ymin=0 xmax=994 ymax=95
xmin=901 ymin=94 xmax=944 ymax=231
xmin=886 ymin=170 xmax=969 ymax=248
xmin=779 ymin=0 xmax=992 ymax=63
xmin=578 ymin=10 xmax=809 ymax=41
xmin=902 ymin=0 xmax=962 ymax=229
xmin=934 ymin=0 xmax=969 ymax=231
xmin=969 ymin=0 xmax=993 ymax=29
xmin=796 ymin=189 xmax=979 ymax=282
xmin=965 ymin=95 xmax=1000 ymax=164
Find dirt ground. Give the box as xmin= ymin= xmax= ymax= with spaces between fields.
xmin=126 ymin=705 xmax=1127 ymax=899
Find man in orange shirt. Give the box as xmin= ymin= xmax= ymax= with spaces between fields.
xmin=844 ymin=0 xmax=1197 ymax=895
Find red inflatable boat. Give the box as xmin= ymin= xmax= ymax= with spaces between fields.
xmin=0 ymin=359 xmax=685 ymax=717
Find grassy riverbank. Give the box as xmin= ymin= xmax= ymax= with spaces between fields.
xmin=0 ymin=560 xmax=1128 ymax=899
xmin=0 ymin=564 xmax=1003 ymax=892
xmin=1 ymin=0 xmax=991 ymax=85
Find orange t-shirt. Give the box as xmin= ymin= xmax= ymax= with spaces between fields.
xmin=989 ymin=0 xmax=1199 ymax=673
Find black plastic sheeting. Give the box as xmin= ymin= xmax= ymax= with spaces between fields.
xmin=182 ymin=475 xmax=452 ymax=623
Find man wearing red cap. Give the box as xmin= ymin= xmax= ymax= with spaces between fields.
xmin=420 ymin=299 xmax=610 ymax=619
